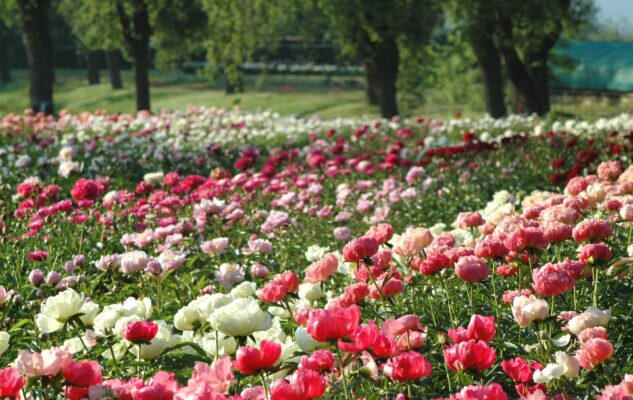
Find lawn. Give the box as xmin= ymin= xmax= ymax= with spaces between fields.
xmin=0 ymin=69 xmax=631 ymax=119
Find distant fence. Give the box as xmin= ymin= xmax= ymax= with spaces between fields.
xmin=181 ymin=61 xmax=364 ymax=76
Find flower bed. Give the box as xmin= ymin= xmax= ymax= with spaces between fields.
xmin=0 ymin=109 xmax=632 ymax=399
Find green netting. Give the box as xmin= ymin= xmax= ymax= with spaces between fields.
xmin=551 ymin=40 xmax=633 ymax=92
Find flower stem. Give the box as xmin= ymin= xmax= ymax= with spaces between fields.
xmin=336 ymin=346 xmax=351 ymax=400
xmin=592 ymin=267 xmax=599 ymax=308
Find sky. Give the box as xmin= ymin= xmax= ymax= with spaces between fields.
xmin=596 ymin=0 xmax=633 ymax=26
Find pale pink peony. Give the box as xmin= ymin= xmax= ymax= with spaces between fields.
xmin=16 ymin=346 xmax=72 ymax=377
xmin=511 ymin=295 xmax=549 ymax=328
xmin=304 ymin=253 xmax=339 ymax=283
xmin=391 ymin=227 xmax=433 ymax=257
xmin=200 ymin=238 xmax=229 ymax=254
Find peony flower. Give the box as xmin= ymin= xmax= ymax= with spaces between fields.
xmin=467 ymin=314 xmax=495 ymax=342
xmin=343 ymin=237 xmax=380 ymax=262
xmin=501 ymin=357 xmax=540 ymax=383
xmin=233 ymin=340 xmax=281 ymax=375
xmin=63 ymin=360 xmax=103 ymax=391
xmin=455 ymin=256 xmax=489 ymax=282
xmin=304 ymin=253 xmax=339 ymax=283
xmin=444 ymin=339 xmax=496 ymax=372
xmin=300 ymin=349 xmax=335 ymax=372
xmin=0 ymin=331 xmax=8 ymax=356
xmin=123 ymin=321 xmax=159 ymax=344
xmin=532 ymin=263 xmax=575 ymax=297
xmin=511 ymin=295 xmax=549 ymax=328
xmin=119 ymin=251 xmax=150 ymax=274
xmin=143 ymin=172 xmax=165 ymax=185
xmin=0 ymin=286 xmax=14 ymax=307
xmin=243 ymin=238 xmax=272 ymax=255
xmin=70 ymin=178 xmax=100 ymax=201
xmin=270 ymin=368 xmax=327 ymax=400
xmin=129 ymin=322 xmax=178 ymax=360
xmin=576 ymin=338 xmax=613 ymax=370
xmin=457 ymin=212 xmax=484 ymax=229
xmin=174 ymin=294 xmax=232 ymax=331
xmin=455 ymin=383 xmax=508 ymax=400
xmin=200 ymin=238 xmax=229 ymax=254
xmin=572 ymin=220 xmax=612 ymax=243
xmin=16 ymin=346 xmax=72 ymax=377
xmin=333 ymin=226 xmax=352 ymax=241
xmin=597 ymin=161 xmax=623 ymax=180
xmin=35 ymin=289 xmax=97 ymax=333
xmin=391 ymin=227 xmax=433 ymax=257
xmin=215 ymin=263 xmax=245 ymax=290
xmin=579 ymin=243 xmax=612 ymax=264
xmin=27 ymin=250 xmax=49 ymax=262
xmin=298 ymin=283 xmax=324 ymax=302
xmin=365 ymin=223 xmax=394 ymax=245
xmin=307 ymin=304 xmax=361 ymax=342
xmin=0 ymin=367 xmax=25 ymax=398
xmin=554 ymin=351 xmax=580 ymax=378
xmin=208 ymin=297 xmax=273 ymax=337
xmin=568 ymin=307 xmax=610 ymax=334
xmin=383 ymin=351 xmax=432 ymax=381
xmin=250 ymin=263 xmax=269 ymax=279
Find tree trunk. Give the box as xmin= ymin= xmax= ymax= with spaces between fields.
xmin=496 ymin=16 xmax=544 ymax=115
xmin=470 ymin=30 xmax=506 ymax=118
xmin=364 ymin=37 xmax=399 ymax=119
xmin=529 ymin=60 xmax=550 ymax=114
xmin=106 ymin=50 xmax=123 ymax=89
xmin=224 ymin=75 xmax=235 ymax=94
xmin=116 ymin=0 xmax=152 ymax=111
xmin=364 ymin=66 xmax=379 ymax=105
xmin=0 ymin=66 xmax=10 ymax=83
xmin=16 ymin=0 xmax=54 ymax=115
xmin=224 ymin=65 xmax=244 ymax=94
xmin=511 ymin=85 xmax=525 ymax=114
xmin=132 ymin=44 xmax=151 ymax=111
xmin=87 ymin=51 xmax=100 ymax=85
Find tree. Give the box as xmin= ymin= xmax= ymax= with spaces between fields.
xmin=0 ymin=14 xmax=22 ymax=84
xmin=448 ymin=0 xmax=593 ymax=116
xmin=58 ymin=0 xmax=124 ymax=89
xmin=106 ymin=50 xmax=123 ymax=89
xmin=115 ymin=0 xmax=152 ymax=111
xmin=319 ymin=0 xmax=439 ymax=118
xmin=448 ymin=0 xmax=507 ymax=117
xmin=11 ymin=0 xmax=55 ymax=114
xmin=60 ymin=0 xmax=206 ymax=110
xmin=494 ymin=0 xmax=593 ymax=115
xmin=201 ymin=0 xmax=290 ymax=94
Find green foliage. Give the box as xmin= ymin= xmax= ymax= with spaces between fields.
xmin=318 ymin=0 xmax=439 ymax=60
xmin=200 ymin=0 xmax=293 ymax=87
xmin=150 ymin=0 xmax=208 ymax=69
xmin=57 ymin=0 xmax=122 ymax=53
xmin=399 ymin=32 xmax=484 ymax=114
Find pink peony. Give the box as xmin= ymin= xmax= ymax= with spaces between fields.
xmin=455 ymin=256 xmax=490 ymax=282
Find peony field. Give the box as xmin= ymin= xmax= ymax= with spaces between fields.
xmin=1 ymin=108 xmax=633 ymax=400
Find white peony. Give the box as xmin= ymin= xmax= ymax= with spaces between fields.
xmin=143 ymin=172 xmax=164 ymax=185
xmin=0 ymin=331 xmax=9 ymax=355
xmin=298 ymin=283 xmax=323 ymax=303
xmin=200 ymin=331 xmax=237 ymax=358
xmin=208 ymin=297 xmax=272 ymax=337
xmin=230 ymin=281 xmax=257 ymax=299
xmin=36 ymin=289 xmax=97 ymax=333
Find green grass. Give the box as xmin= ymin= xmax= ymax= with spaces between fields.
xmin=0 ymin=69 xmax=631 ymax=120
xmin=0 ymin=69 xmax=382 ymax=118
